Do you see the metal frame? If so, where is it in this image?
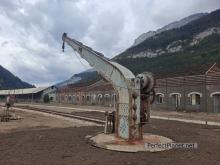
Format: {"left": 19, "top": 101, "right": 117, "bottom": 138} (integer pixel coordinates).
{"left": 62, "top": 33, "right": 143, "bottom": 141}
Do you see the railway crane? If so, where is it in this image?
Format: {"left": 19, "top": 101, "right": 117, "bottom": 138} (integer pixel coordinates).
{"left": 62, "top": 33, "right": 155, "bottom": 141}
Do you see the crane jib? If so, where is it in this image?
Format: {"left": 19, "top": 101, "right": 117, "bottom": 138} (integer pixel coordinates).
{"left": 61, "top": 32, "right": 155, "bottom": 141}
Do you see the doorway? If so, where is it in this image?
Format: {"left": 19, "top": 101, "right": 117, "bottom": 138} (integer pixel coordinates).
{"left": 171, "top": 94, "right": 181, "bottom": 109}
{"left": 213, "top": 94, "right": 220, "bottom": 113}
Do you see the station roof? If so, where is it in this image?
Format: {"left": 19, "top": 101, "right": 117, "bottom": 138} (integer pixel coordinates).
{"left": 0, "top": 87, "right": 49, "bottom": 95}
{"left": 154, "top": 63, "right": 220, "bottom": 79}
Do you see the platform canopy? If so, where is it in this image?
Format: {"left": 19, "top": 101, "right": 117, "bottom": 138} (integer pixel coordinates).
{"left": 0, "top": 87, "right": 49, "bottom": 96}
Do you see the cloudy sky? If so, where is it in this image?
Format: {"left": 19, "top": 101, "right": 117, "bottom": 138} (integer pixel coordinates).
{"left": 0, "top": 0, "right": 219, "bottom": 86}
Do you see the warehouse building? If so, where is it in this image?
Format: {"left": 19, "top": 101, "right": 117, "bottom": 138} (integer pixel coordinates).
{"left": 57, "top": 63, "right": 220, "bottom": 113}
{"left": 152, "top": 63, "right": 220, "bottom": 113}
{"left": 57, "top": 80, "right": 117, "bottom": 107}
{"left": 1, "top": 63, "right": 219, "bottom": 113}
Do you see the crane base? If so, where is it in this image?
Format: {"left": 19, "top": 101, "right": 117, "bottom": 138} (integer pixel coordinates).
{"left": 89, "top": 133, "right": 173, "bottom": 152}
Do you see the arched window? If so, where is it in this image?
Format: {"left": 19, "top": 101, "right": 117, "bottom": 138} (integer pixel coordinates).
{"left": 86, "top": 95, "right": 90, "bottom": 102}
{"left": 91, "top": 94, "right": 96, "bottom": 104}
{"left": 210, "top": 92, "right": 220, "bottom": 98}
{"left": 104, "top": 94, "right": 110, "bottom": 106}
{"left": 112, "top": 94, "right": 116, "bottom": 100}
{"left": 97, "top": 94, "right": 103, "bottom": 104}
{"left": 188, "top": 92, "right": 202, "bottom": 105}
{"left": 190, "top": 94, "right": 200, "bottom": 105}
{"left": 104, "top": 94, "right": 110, "bottom": 101}
{"left": 155, "top": 93, "right": 164, "bottom": 104}
{"left": 68, "top": 95, "right": 72, "bottom": 101}
{"left": 210, "top": 92, "right": 220, "bottom": 113}
{"left": 72, "top": 95, "right": 76, "bottom": 103}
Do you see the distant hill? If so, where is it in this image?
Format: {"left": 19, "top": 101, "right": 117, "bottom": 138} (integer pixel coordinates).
{"left": 55, "top": 68, "right": 101, "bottom": 87}
{"left": 114, "top": 9, "right": 220, "bottom": 76}
{"left": 0, "top": 65, "right": 35, "bottom": 90}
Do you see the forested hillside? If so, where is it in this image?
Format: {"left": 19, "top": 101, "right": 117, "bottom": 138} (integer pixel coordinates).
{"left": 114, "top": 9, "right": 220, "bottom": 75}
{"left": 0, "top": 65, "right": 34, "bottom": 90}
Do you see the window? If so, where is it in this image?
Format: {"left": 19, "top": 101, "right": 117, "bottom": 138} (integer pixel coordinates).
{"left": 170, "top": 93, "right": 181, "bottom": 108}
{"left": 190, "top": 94, "right": 200, "bottom": 105}
{"left": 104, "top": 94, "right": 110, "bottom": 101}
{"left": 72, "top": 95, "right": 76, "bottom": 103}
{"left": 68, "top": 95, "right": 72, "bottom": 101}
{"left": 86, "top": 95, "right": 90, "bottom": 101}
{"left": 98, "top": 94, "right": 103, "bottom": 104}
{"left": 156, "top": 94, "right": 164, "bottom": 104}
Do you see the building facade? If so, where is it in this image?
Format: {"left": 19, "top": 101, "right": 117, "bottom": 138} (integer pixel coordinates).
{"left": 57, "top": 63, "right": 220, "bottom": 113}
{"left": 2, "top": 64, "right": 219, "bottom": 113}
{"left": 57, "top": 80, "right": 117, "bottom": 107}
{"left": 152, "top": 63, "right": 220, "bottom": 113}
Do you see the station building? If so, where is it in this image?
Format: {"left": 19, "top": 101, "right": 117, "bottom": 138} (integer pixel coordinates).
{"left": 152, "top": 63, "right": 220, "bottom": 113}
{"left": 0, "top": 63, "right": 219, "bottom": 113}
{"left": 57, "top": 79, "right": 117, "bottom": 107}
{"left": 57, "top": 63, "right": 220, "bottom": 113}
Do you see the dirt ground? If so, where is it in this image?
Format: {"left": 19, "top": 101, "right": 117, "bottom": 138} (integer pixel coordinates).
{"left": 0, "top": 109, "right": 219, "bottom": 165}
{"left": 0, "top": 108, "right": 97, "bottom": 134}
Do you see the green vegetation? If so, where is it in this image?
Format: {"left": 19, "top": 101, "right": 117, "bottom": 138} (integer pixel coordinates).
{"left": 74, "top": 70, "right": 101, "bottom": 85}
{"left": 117, "top": 9, "right": 220, "bottom": 57}
{"left": 0, "top": 65, "right": 35, "bottom": 90}
{"left": 114, "top": 9, "right": 220, "bottom": 76}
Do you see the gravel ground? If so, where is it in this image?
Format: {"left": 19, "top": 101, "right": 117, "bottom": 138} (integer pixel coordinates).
{"left": 13, "top": 103, "right": 220, "bottom": 123}
{"left": 0, "top": 110, "right": 219, "bottom": 165}
{"left": 71, "top": 111, "right": 105, "bottom": 120}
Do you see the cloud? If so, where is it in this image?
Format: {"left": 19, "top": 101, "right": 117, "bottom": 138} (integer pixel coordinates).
{"left": 0, "top": 0, "right": 219, "bottom": 86}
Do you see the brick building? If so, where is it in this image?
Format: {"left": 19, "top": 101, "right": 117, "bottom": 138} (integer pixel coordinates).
{"left": 57, "top": 80, "right": 117, "bottom": 107}
{"left": 57, "top": 63, "right": 220, "bottom": 113}
{"left": 152, "top": 63, "right": 220, "bottom": 113}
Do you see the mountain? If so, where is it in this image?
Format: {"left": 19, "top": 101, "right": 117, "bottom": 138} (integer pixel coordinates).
{"left": 56, "top": 68, "right": 101, "bottom": 87}
{"left": 133, "top": 13, "right": 207, "bottom": 46}
{"left": 58, "top": 9, "right": 220, "bottom": 86}
{"left": 114, "top": 9, "right": 220, "bottom": 76}
{"left": 0, "top": 65, "right": 34, "bottom": 90}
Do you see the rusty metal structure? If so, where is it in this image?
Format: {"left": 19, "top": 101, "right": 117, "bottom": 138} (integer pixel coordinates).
{"left": 62, "top": 33, "right": 154, "bottom": 141}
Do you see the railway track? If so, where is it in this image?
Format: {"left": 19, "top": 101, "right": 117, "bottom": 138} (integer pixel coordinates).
{"left": 1, "top": 105, "right": 106, "bottom": 125}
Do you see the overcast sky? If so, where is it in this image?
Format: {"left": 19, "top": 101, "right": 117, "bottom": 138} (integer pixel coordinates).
{"left": 0, "top": 0, "right": 219, "bottom": 87}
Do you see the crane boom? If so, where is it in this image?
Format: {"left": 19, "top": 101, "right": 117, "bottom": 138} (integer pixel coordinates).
{"left": 62, "top": 33, "right": 154, "bottom": 141}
